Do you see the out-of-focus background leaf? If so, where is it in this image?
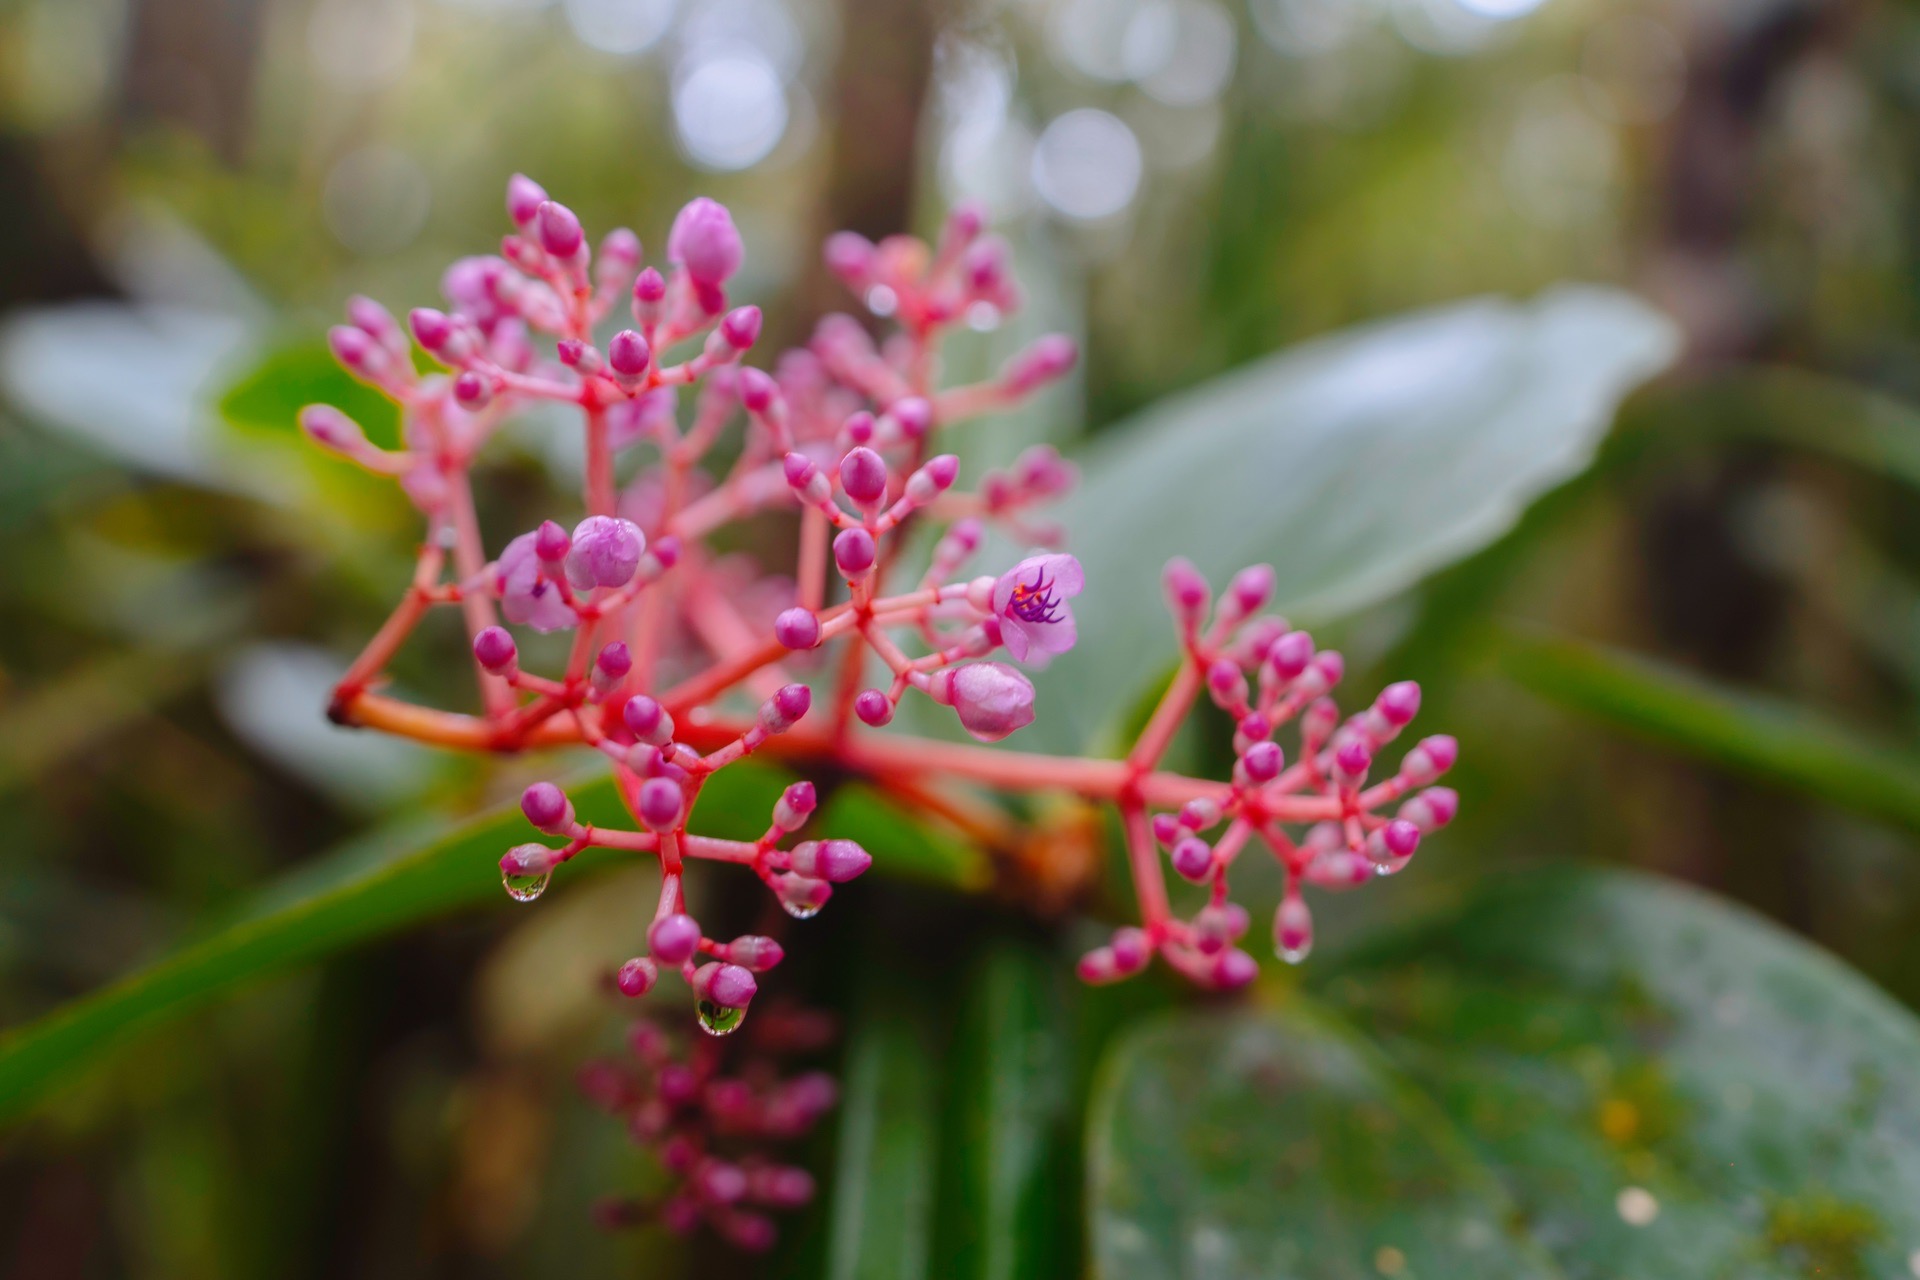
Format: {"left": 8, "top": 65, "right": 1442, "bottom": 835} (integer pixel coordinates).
{"left": 1092, "top": 865, "right": 1920, "bottom": 1278}
{"left": 6, "top": 0, "right": 1920, "bottom": 1274}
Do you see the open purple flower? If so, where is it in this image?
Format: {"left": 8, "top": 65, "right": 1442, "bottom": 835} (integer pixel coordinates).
{"left": 992, "top": 553, "right": 1084, "bottom": 663}
{"left": 494, "top": 530, "right": 577, "bottom": 633}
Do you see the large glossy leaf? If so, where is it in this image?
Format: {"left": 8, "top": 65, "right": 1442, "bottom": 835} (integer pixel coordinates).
{"left": 1090, "top": 865, "right": 1920, "bottom": 1279}
{"left": 0, "top": 762, "right": 984, "bottom": 1125}
{"left": 1030, "top": 287, "right": 1679, "bottom": 751}
{"left": 935, "top": 940, "right": 1073, "bottom": 1280}
{"left": 1497, "top": 626, "right": 1920, "bottom": 833}
{"left": 826, "top": 986, "right": 940, "bottom": 1280}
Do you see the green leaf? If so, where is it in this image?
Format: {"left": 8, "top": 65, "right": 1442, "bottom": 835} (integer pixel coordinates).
{"left": 1495, "top": 625, "right": 1920, "bottom": 833}
{"left": 0, "top": 760, "right": 984, "bottom": 1127}
{"left": 1089, "top": 864, "right": 1920, "bottom": 1278}
{"left": 1089, "top": 1004, "right": 1559, "bottom": 1279}
{"left": 935, "top": 940, "right": 1073, "bottom": 1280}
{"left": 827, "top": 986, "right": 940, "bottom": 1280}
{"left": 218, "top": 338, "right": 403, "bottom": 450}
{"left": 1032, "top": 286, "right": 1680, "bottom": 750}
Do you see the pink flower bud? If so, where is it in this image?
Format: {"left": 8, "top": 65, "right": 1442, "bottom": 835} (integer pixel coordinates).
{"left": 842, "top": 410, "right": 876, "bottom": 445}
{"left": 1207, "top": 659, "right": 1248, "bottom": 708}
{"left": 906, "top": 454, "right": 959, "bottom": 502}
{"left": 1077, "top": 947, "right": 1120, "bottom": 984}
{"left": 1111, "top": 927, "right": 1150, "bottom": 973}
{"left": 935, "top": 662, "right": 1035, "bottom": 742}
{"left": 1180, "top": 798, "right": 1221, "bottom": 829}
{"left": 1267, "top": 631, "right": 1314, "bottom": 682}
{"left": 557, "top": 338, "right": 603, "bottom": 375}
{"left": 889, "top": 396, "right": 933, "bottom": 439}
{"left": 1162, "top": 558, "right": 1211, "bottom": 628}
{"left": 694, "top": 961, "right": 758, "bottom": 1009}
{"left": 1242, "top": 741, "right": 1283, "bottom": 783}
{"left": 534, "top": 519, "right": 571, "bottom": 564}
{"left": 1333, "top": 740, "right": 1372, "bottom": 785}
{"left": 346, "top": 295, "right": 406, "bottom": 353}
{"left": 1228, "top": 564, "right": 1276, "bottom": 617}
{"left": 775, "top": 874, "right": 832, "bottom": 917}
{"left": 773, "top": 781, "right": 816, "bottom": 831}
{"left": 1194, "top": 903, "right": 1249, "bottom": 952}
{"left": 648, "top": 912, "right": 702, "bottom": 965}
{"left": 824, "top": 231, "right": 875, "bottom": 284}
{"left": 615, "top": 956, "right": 658, "bottom": 996}
{"left": 854, "top": 690, "right": 893, "bottom": 726}
{"left": 521, "top": 781, "right": 574, "bottom": 834}
{"left": 833, "top": 527, "right": 877, "bottom": 576}
{"left": 1375, "top": 680, "right": 1421, "bottom": 727}
{"left": 720, "top": 306, "right": 762, "bottom": 350}
{"left": 299, "top": 404, "right": 369, "bottom": 454}
{"left": 759, "top": 683, "right": 812, "bottom": 732}
{"left": 535, "top": 200, "right": 584, "bottom": 258}
{"left": 623, "top": 694, "right": 674, "bottom": 745}
{"left": 632, "top": 265, "right": 667, "bottom": 303}
{"left": 789, "top": 839, "right": 871, "bottom": 883}
{"left": 408, "top": 307, "right": 454, "bottom": 353}
{"left": 565, "top": 515, "right": 645, "bottom": 589}
{"left": 774, "top": 607, "right": 821, "bottom": 650}
{"left": 1213, "top": 949, "right": 1259, "bottom": 989}
{"left": 1151, "top": 813, "right": 1181, "bottom": 847}
{"left": 597, "top": 226, "right": 640, "bottom": 275}
{"left": 727, "top": 935, "right": 785, "bottom": 971}
{"left": 506, "top": 173, "right": 548, "bottom": 226}
{"left": 1401, "top": 735, "right": 1458, "bottom": 786}
{"left": 472, "top": 626, "right": 517, "bottom": 673}
{"left": 1300, "top": 651, "right": 1345, "bottom": 699}
{"left": 328, "top": 325, "right": 387, "bottom": 380}
{"left": 592, "top": 642, "right": 631, "bottom": 693}
{"left": 453, "top": 371, "right": 493, "bottom": 410}
{"left": 839, "top": 447, "right": 889, "bottom": 507}
{"left": 1170, "top": 836, "right": 1212, "bottom": 882}
{"left": 668, "top": 197, "right": 744, "bottom": 286}
{"left": 637, "top": 777, "right": 685, "bottom": 831}
{"left": 500, "top": 842, "right": 561, "bottom": 878}
{"left": 999, "top": 334, "right": 1078, "bottom": 395}
{"left": 738, "top": 366, "right": 777, "bottom": 413}
{"left": 608, "top": 329, "right": 651, "bottom": 377}
{"left": 1399, "top": 785, "right": 1459, "bottom": 832}
{"left": 1274, "top": 888, "right": 1313, "bottom": 963}
{"left": 752, "top": 1166, "right": 816, "bottom": 1209}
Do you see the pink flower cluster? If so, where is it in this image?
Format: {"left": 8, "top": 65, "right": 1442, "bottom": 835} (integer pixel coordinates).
{"left": 309, "top": 175, "right": 1455, "bottom": 1018}
{"left": 306, "top": 173, "right": 1459, "bottom": 1249}
{"left": 1078, "top": 560, "right": 1458, "bottom": 989}
{"left": 580, "top": 1007, "right": 837, "bottom": 1250}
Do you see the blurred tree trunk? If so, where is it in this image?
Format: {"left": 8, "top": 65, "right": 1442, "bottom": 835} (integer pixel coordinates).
{"left": 788, "top": 0, "right": 950, "bottom": 335}
{"left": 1637, "top": 0, "right": 1862, "bottom": 919}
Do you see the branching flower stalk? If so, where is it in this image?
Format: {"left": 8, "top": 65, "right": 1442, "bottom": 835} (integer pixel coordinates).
{"left": 311, "top": 176, "right": 1460, "bottom": 1032}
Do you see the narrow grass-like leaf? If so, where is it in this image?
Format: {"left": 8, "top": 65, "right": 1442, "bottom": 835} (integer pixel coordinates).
{"left": 826, "top": 985, "right": 940, "bottom": 1280}
{"left": 935, "top": 940, "right": 1072, "bottom": 1280}
{"left": 1496, "top": 625, "right": 1920, "bottom": 832}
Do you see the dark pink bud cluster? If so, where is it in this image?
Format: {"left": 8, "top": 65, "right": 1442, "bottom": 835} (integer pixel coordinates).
{"left": 1078, "top": 560, "right": 1459, "bottom": 990}
{"left": 582, "top": 1008, "right": 837, "bottom": 1251}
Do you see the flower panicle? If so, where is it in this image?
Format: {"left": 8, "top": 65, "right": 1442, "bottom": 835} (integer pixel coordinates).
{"left": 1078, "top": 559, "right": 1459, "bottom": 991}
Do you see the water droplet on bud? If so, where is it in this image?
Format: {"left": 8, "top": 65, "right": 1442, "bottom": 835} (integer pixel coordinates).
{"left": 502, "top": 869, "right": 551, "bottom": 902}
{"left": 1275, "top": 939, "right": 1313, "bottom": 965}
{"left": 696, "top": 1000, "right": 747, "bottom": 1036}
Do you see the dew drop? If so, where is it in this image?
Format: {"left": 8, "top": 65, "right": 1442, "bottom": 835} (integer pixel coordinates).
{"left": 780, "top": 899, "right": 822, "bottom": 920}
{"left": 502, "top": 869, "right": 551, "bottom": 902}
{"left": 1276, "top": 940, "right": 1312, "bottom": 965}
{"left": 696, "top": 999, "right": 747, "bottom": 1036}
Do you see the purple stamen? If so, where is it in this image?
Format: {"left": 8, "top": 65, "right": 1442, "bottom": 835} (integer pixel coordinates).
{"left": 1009, "top": 572, "right": 1062, "bottom": 625}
